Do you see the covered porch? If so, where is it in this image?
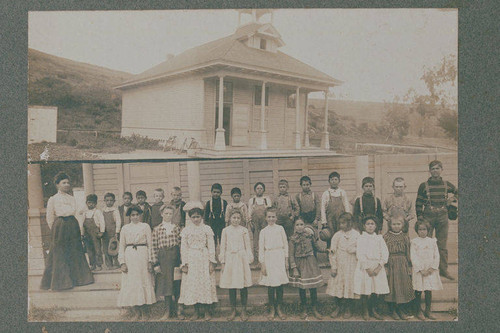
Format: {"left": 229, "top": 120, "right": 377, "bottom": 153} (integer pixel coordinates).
{"left": 202, "top": 65, "right": 336, "bottom": 153}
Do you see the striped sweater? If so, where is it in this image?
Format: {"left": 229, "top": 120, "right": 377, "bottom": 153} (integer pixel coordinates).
{"left": 416, "top": 177, "right": 458, "bottom": 217}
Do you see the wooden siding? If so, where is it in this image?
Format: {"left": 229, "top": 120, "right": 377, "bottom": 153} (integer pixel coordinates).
{"left": 121, "top": 76, "right": 205, "bottom": 144}
{"left": 91, "top": 153, "right": 457, "bottom": 213}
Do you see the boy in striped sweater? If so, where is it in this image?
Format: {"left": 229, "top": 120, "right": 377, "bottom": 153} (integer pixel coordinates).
{"left": 416, "top": 160, "right": 457, "bottom": 280}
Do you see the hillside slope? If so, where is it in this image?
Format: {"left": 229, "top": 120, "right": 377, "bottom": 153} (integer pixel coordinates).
{"left": 28, "top": 48, "right": 132, "bottom": 131}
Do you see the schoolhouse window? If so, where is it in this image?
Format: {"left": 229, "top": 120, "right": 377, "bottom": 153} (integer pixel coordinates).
{"left": 254, "top": 86, "right": 269, "bottom": 106}
{"left": 286, "top": 90, "right": 296, "bottom": 108}
{"left": 260, "top": 38, "right": 267, "bottom": 50}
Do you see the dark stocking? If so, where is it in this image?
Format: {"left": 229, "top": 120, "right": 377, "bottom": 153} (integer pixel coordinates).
{"left": 424, "top": 291, "right": 436, "bottom": 320}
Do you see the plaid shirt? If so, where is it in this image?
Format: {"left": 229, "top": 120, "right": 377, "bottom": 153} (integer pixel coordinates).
{"left": 151, "top": 222, "right": 181, "bottom": 264}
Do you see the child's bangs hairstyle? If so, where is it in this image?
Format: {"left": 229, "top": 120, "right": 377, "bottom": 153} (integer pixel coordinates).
{"left": 254, "top": 182, "right": 266, "bottom": 191}
{"left": 188, "top": 207, "right": 204, "bottom": 217}
{"left": 123, "top": 191, "right": 133, "bottom": 199}
{"left": 265, "top": 207, "right": 277, "bottom": 217}
{"left": 361, "top": 214, "right": 379, "bottom": 226}
{"left": 329, "top": 171, "right": 340, "bottom": 180}
{"left": 338, "top": 212, "right": 354, "bottom": 227}
{"left": 54, "top": 172, "right": 70, "bottom": 185}
{"left": 230, "top": 187, "right": 242, "bottom": 196}
{"left": 362, "top": 177, "right": 375, "bottom": 188}
{"left": 104, "top": 192, "right": 116, "bottom": 200}
{"left": 211, "top": 183, "right": 223, "bottom": 192}
{"left": 136, "top": 190, "right": 147, "bottom": 198}
{"left": 160, "top": 204, "right": 174, "bottom": 213}
{"left": 387, "top": 211, "right": 405, "bottom": 231}
{"left": 414, "top": 220, "right": 431, "bottom": 234}
{"left": 86, "top": 194, "right": 98, "bottom": 203}
{"left": 299, "top": 175, "right": 311, "bottom": 185}
{"left": 228, "top": 208, "right": 244, "bottom": 220}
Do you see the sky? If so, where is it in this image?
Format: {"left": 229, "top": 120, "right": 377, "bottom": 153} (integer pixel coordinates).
{"left": 28, "top": 9, "right": 457, "bottom": 102}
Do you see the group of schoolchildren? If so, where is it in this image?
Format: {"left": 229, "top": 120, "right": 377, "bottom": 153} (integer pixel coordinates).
{"left": 82, "top": 171, "right": 445, "bottom": 322}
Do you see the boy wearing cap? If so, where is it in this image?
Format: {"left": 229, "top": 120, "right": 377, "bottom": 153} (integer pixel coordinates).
{"left": 416, "top": 160, "right": 458, "bottom": 280}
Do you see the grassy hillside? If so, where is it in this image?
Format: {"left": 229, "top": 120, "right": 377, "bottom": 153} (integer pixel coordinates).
{"left": 28, "top": 48, "right": 132, "bottom": 131}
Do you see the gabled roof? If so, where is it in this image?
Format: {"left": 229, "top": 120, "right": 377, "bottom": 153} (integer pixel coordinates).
{"left": 117, "top": 23, "right": 342, "bottom": 89}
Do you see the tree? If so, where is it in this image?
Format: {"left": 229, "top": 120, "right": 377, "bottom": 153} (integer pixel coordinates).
{"left": 380, "top": 98, "right": 411, "bottom": 140}
{"left": 438, "top": 110, "right": 458, "bottom": 141}
{"left": 405, "top": 55, "right": 457, "bottom": 138}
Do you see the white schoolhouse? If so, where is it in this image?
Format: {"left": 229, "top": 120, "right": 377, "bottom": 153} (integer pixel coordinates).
{"left": 115, "top": 10, "right": 342, "bottom": 155}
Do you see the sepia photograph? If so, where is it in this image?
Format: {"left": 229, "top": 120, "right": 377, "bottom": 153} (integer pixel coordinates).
{"left": 28, "top": 9, "right": 457, "bottom": 161}
{"left": 28, "top": 153, "right": 458, "bottom": 321}
{"left": 26, "top": 8, "right": 460, "bottom": 324}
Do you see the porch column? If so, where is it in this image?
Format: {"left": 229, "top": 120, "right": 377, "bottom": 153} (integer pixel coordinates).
{"left": 294, "top": 86, "right": 301, "bottom": 149}
{"left": 82, "top": 163, "right": 94, "bottom": 197}
{"left": 304, "top": 92, "right": 310, "bottom": 147}
{"left": 259, "top": 81, "right": 267, "bottom": 150}
{"left": 214, "top": 76, "right": 226, "bottom": 150}
{"left": 321, "top": 90, "right": 330, "bottom": 150}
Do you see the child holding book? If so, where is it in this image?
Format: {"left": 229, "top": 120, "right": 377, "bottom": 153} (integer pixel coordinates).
{"left": 219, "top": 209, "right": 254, "bottom": 321}
{"left": 259, "top": 208, "right": 289, "bottom": 320}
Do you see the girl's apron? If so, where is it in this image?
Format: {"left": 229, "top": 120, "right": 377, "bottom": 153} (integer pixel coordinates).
{"left": 251, "top": 197, "right": 268, "bottom": 262}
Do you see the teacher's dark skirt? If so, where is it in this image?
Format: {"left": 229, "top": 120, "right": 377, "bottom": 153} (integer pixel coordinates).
{"left": 155, "top": 246, "right": 181, "bottom": 299}
{"left": 40, "top": 216, "right": 94, "bottom": 291}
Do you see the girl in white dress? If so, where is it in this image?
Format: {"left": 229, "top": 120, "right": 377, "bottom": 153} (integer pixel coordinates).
{"left": 326, "top": 212, "right": 360, "bottom": 319}
{"left": 259, "top": 208, "right": 289, "bottom": 320}
{"left": 353, "top": 215, "right": 389, "bottom": 320}
{"left": 178, "top": 207, "right": 218, "bottom": 321}
{"left": 411, "top": 220, "right": 443, "bottom": 320}
{"left": 219, "top": 209, "right": 254, "bottom": 321}
{"left": 117, "top": 206, "right": 156, "bottom": 320}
